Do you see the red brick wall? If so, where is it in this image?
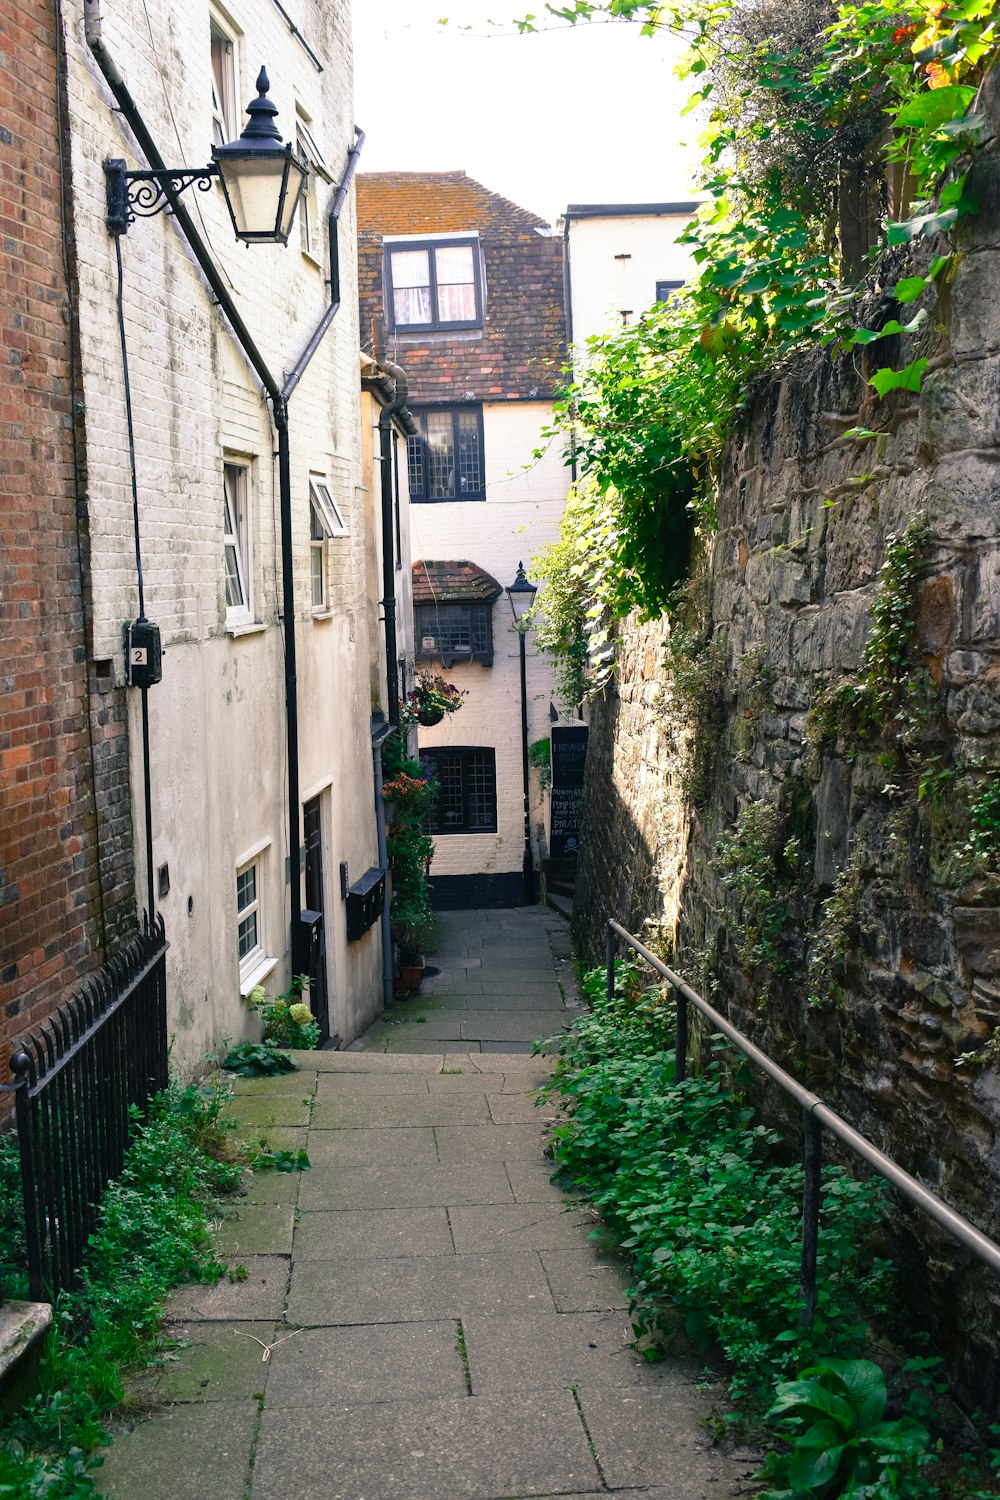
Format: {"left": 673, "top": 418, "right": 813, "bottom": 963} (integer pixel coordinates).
{"left": 0, "top": 0, "right": 135, "bottom": 1100}
{"left": 357, "top": 171, "right": 566, "bottom": 403}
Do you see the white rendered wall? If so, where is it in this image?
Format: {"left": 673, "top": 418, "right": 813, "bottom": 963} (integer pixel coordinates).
{"left": 409, "top": 401, "right": 568, "bottom": 883}
{"left": 567, "top": 212, "right": 696, "bottom": 350}
{"left": 64, "top": 0, "right": 386, "bottom": 1065}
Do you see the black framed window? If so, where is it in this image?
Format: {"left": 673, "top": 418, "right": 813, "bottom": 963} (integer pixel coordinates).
{"left": 656, "top": 279, "right": 683, "bottom": 302}
{"left": 415, "top": 602, "right": 493, "bottom": 666}
{"left": 407, "top": 406, "right": 485, "bottom": 502}
{"left": 424, "top": 748, "right": 497, "bottom": 834}
{"left": 386, "top": 237, "right": 483, "bottom": 332}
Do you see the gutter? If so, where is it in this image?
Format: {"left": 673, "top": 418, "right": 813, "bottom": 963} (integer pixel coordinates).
{"left": 83, "top": 0, "right": 364, "bottom": 981}
{"left": 377, "top": 360, "right": 410, "bottom": 728}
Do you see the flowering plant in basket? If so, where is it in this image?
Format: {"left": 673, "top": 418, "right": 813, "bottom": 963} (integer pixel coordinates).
{"left": 403, "top": 673, "right": 466, "bottom": 726}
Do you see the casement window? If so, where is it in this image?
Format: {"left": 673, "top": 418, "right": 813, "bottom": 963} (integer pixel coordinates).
{"left": 385, "top": 237, "right": 483, "bottom": 332}
{"left": 296, "top": 112, "right": 331, "bottom": 261}
{"left": 415, "top": 601, "right": 493, "bottom": 667}
{"left": 656, "top": 279, "right": 683, "bottom": 302}
{"left": 210, "top": 16, "right": 239, "bottom": 147}
{"left": 406, "top": 406, "right": 485, "bottom": 502}
{"left": 423, "top": 748, "right": 498, "bottom": 834}
{"left": 236, "top": 857, "right": 264, "bottom": 987}
{"left": 309, "top": 476, "right": 347, "bottom": 611}
{"left": 223, "top": 461, "right": 252, "bottom": 624}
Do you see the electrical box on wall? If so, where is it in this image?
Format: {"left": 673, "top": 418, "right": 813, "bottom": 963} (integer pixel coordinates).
{"left": 125, "top": 619, "right": 162, "bottom": 688}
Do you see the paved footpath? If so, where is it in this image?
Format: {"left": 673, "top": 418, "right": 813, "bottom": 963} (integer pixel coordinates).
{"left": 97, "top": 907, "right": 756, "bottom": 1500}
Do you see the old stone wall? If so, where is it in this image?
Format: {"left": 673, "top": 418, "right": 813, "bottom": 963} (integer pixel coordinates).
{"left": 576, "top": 93, "right": 1000, "bottom": 1408}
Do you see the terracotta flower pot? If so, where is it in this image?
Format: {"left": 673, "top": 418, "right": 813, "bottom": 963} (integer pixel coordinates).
{"left": 398, "top": 960, "right": 425, "bottom": 989}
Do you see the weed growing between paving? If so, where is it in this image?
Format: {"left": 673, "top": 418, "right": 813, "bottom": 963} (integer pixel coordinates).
{"left": 537, "top": 964, "right": 1000, "bottom": 1495}
{"left": 0, "top": 1080, "right": 242, "bottom": 1498}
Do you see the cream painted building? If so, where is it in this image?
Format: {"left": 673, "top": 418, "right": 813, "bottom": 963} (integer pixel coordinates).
{"left": 63, "top": 0, "right": 403, "bottom": 1063}
{"left": 357, "top": 171, "right": 570, "bottom": 906}
{"left": 562, "top": 202, "right": 699, "bottom": 350}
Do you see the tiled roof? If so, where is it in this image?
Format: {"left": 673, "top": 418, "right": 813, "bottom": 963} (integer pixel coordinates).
{"left": 412, "top": 560, "right": 503, "bottom": 603}
{"left": 356, "top": 171, "right": 566, "bottom": 405}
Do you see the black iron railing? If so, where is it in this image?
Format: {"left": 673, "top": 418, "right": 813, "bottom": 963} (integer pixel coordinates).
{"left": 5, "top": 919, "right": 169, "bottom": 1302}
{"left": 606, "top": 919, "right": 1000, "bottom": 1321}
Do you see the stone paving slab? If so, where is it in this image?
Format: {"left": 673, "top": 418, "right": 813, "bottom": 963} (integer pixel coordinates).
{"left": 249, "top": 1390, "right": 600, "bottom": 1500}
{"left": 463, "top": 1310, "right": 663, "bottom": 1395}
{"left": 539, "top": 1248, "right": 630, "bottom": 1312}
{"left": 435, "top": 1123, "right": 549, "bottom": 1162}
{"left": 142, "top": 1320, "right": 277, "bottom": 1402}
{"left": 481, "top": 1039, "right": 535, "bottom": 1054}
{"left": 578, "top": 1384, "right": 733, "bottom": 1493}
{"left": 305, "top": 1124, "right": 438, "bottom": 1166}
{"left": 447, "top": 1203, "right": 599, "bottom": 1254}
{"left": 228, "top": 1069, "right": 319, "bottom": 1097}
{"left": 219, "top": 1095, "right": 313, "bottom": 1128}
{"left": 426, "top": 1070, "right": 505, "bottom": 1093}
{"left": 167, "top": 1256, "right": 289, "bottom": 1321}
{"left": 297, "top": 1161, "right": 514, "bottom": 1211}
{"left": 459, "top": 1010, "right": 568, "bottom": 1041}
{"left": 214, "top": 1203, "right": 295, "bottom": 1256}
{"left": 506, "top": 1160, "right": 571, "bottom": 1202}
{"left": 99, "top": 1401, "right": 259, "bottom": 1500}
{"left": 239, "top": 1126, "right": 309, "bottom": 1155}
{"left": 489, "top": 1093, "right": 559, "bottom": 1124}
{"left": 287, "top": 1250, "right": 554, "bottom": 1325}
{"left": 314, "top": 1071, "right": 432, "bottom": 1096}
{"left": 264, "top": 1320, "right": 468, "bottom": 1406}
{"left": 241, "top": 1170, "right": 302, "bottom": 1204}
{"left": 293, "top": 1207, "right": 454, "bottom": 1259}
{"left": 310, "top": 1091, "right": 491, "bottom": 1128}
{"left": 467, "top": 1052, "right": 555, "bottom": 1073}
{"left": 315, "top": 1049, "right": 453, "bottom": 1070}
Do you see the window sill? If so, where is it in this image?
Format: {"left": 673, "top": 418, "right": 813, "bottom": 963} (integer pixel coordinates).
{"left": 226, "top": 620, "right": 267, "bottom": 639}
{"left": 240, "top": 954, "right": 279, "bottom": 997}
{"left": 300, "top": 247, "right": 323, "bottom": 271}
{"left": 311, "top": 608, "right": 333, "bottom": 622}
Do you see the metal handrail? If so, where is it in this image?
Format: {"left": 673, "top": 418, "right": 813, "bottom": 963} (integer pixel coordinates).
{"left": 606, "top": 919, "right": 1000, "bottom": 1321}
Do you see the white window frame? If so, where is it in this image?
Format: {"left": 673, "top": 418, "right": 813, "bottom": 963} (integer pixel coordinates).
{"left": 295, "top": 110, "right": 331, "bottom": 263}
{"left": 308, "top": 476, "right": 347, "bottom": 614}
{"left": 236, "top": 857, "right": 263, "bottom": 988}
{"left": 223, "top": 460, "right": 253, "bottom": 626}
{"left": 210, "top": 13, "right": 240, "bottom": 148}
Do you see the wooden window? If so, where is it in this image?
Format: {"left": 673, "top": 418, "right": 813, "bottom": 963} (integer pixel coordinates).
{"left": 223, "top": 461, "right": 251, "bottom": 623}
{"left": 423, "top": 748, "right": 497, "bottom": 834}
{"left": 415, "top": 601, "right": 493, "bottom": 667}
{"left": 406, "top": 406, "right": 485, "bottom": 502}
{"left": 210, "top": 17, "right": 238, "bottom": 147}
{"left": 385, "top": 237, "right": 483, "bottom": 332}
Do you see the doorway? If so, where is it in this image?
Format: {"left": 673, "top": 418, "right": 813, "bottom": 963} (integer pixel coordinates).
{"left": 303, "top": 796, "right": 331, "bottom": 1045}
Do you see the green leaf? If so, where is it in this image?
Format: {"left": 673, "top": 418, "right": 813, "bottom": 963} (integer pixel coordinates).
{"left": 893, "top": 84, "right": 976, "bottom": 130}
{"left": 869, "top": 358, "right": 929, "bottom": 398}
{"left": 893, "top": 276, "right": 927, "bottom": 304}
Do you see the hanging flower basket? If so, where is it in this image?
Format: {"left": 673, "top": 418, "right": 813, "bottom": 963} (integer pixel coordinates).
{"left": 402, "top": 672, "right": 466, "bottom": 729}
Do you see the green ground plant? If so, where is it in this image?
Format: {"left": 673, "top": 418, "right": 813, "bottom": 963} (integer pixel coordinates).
{"left": 0, "top": 1080, "right": 241, "bottom": 1498}
{"left": 249, "top": 978, "right": 319, "bottom": 1050}
{"left": 382, "top": 730, "right": 436, "bottom": 949}
{"left": 538, "top": 965, "right": 889, "bottom": 1408}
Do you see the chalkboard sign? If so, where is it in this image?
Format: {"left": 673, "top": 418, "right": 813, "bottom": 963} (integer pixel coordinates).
{"left": 549, "top": 723, "right": 588, "bottom": 860}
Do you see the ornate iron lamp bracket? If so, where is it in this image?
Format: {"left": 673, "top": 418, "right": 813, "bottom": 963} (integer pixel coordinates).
{"left": 105, "top": 159, "right": 219, "bottom": 235}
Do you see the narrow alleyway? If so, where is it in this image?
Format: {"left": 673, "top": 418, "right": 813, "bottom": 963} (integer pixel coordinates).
{"left": 97, "top": 910, "right": 753, "bottom": 1499}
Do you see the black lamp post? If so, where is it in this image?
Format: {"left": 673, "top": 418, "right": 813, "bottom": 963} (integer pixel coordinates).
{"left": 105, "top": 69, "right": 307, "bottom": 242}
{"left": 506, "top": 562, "right": 538, "bottom": 905}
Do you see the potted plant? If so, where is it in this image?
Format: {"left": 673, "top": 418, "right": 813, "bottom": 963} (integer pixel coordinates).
{"left": 404, "top": 672, "right": 466, "bottom": 727}
{"left": 396, "top": 916, "right": 435, "bottom": 992}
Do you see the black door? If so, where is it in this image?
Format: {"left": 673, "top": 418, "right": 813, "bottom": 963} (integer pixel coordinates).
{"left": 303, "top": 797, "right": 331, "bottom": 1045}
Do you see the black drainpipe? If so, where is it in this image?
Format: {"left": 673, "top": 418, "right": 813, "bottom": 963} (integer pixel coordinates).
{"left": 562, "top": 210, "right": 578, "bottom": 485}
{"left": 378, "top": 361, "right": 409, "bottom": 727}
{"left": 84, "top": 0, "right": 364, "bottom": 976}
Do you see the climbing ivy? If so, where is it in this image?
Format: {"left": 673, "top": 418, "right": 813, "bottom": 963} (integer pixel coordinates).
{"left": 523, "top": 1, "right": 997, "bottom": 694}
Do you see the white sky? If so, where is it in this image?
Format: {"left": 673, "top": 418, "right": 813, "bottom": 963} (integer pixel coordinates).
{"left": 350, "top": 1, "right": 700, "bottom": 226}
